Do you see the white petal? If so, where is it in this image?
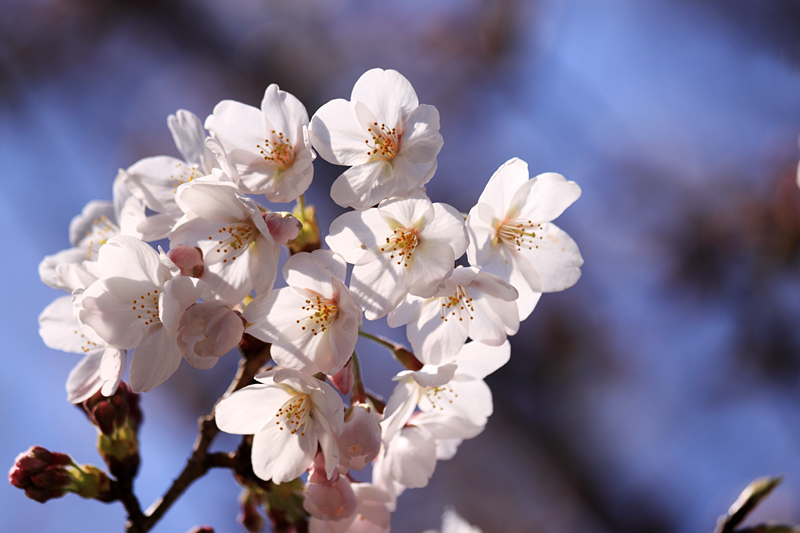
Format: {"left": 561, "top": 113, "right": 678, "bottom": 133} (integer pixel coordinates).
{"left": 512, "top": 172, "right": 581, "bottom": 223}
{"left": 350, "top": 69, "right": 419, "bottom": 128}
{"left": 252, "top": 423, "right": 317, "bottom": 483}
{"left": 454, "top": 340, "right": 510, "bottom": 380}
{"left": 330, "top": 160, "right": 394, "bottom": 210}
{"left": 128, "top": 327, "right": 183, "bottom": 392}
{"left": 66, "top": 352, "right": 104, "bottom": 404}
{"left": 168, "top": 109, "right": 208, "bottom": 166}
{"left": 310, "top": 98, "right": 372, "bottom": 166}
{"left": 215, "top": 383, "right": 291, "bottom": 434}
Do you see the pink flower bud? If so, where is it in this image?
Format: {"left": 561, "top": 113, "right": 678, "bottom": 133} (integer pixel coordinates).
{"left": 303, "top": 475, "right": 357, "bottom": 521}
{"left": 263, "top": 212, "right": 301, "bottom": 245}
{"left": 168, "top": 245, "right": 204, "bottom": 277}
{"left": 177, "top": 301, "right": 245, "bottom": 368}
{"left": 330, "top": 357, "right": 354, "bottom": 396}
{"left": 307, "top": 451, "right": 336, "bottom": 485}
{"left": 339, "top": 405, "right": 381, "bottom": 470}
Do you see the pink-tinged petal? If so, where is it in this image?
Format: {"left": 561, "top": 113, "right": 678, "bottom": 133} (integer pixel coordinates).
{"left": 128, "top": 327, "right": 183, "bottom": 393}
{"left": 331, "top": 160, "right": 395, "bottom": 210}
{"left": 310, "top": 99, "right": 372, "bottom": 166}
{"left": 160, "top": 275, "right": 204, "bottom": 337}
{"left": 324, "top": 318, "right": 358, "bottom": 376}
{"left": 350, "top": 260, "right": 408, "bottom": 320}
{"left": 512, "top": 172, "right": 581, "bottom": 223}
{"left": 407, "top": 240, "right": 454, "bottom": 298}
{"left": 39, "top": 296, "right": 94, "bottom": 353}
{"left": 454, "top": 340, "right": 510, "bottom": 380}
{"left": 477, "top": 157, "right": 531, "bottom": 216}
{"left": 380, "top": 378, "right": 418, "bottom": 443}
{"left": 350, "top": 69, "right": 419, "bottom": 128}
{"left": 125, "top": 156, "right": 191, "bottom": 215}
{"left": 263, "top": 213, "right": 301, "bottom": 245}
{"left": 252, "top": 423, "right": 317, "bottom": 483}
{"left": 388, "top": 426, "right": 436, "bottom": 489}
{"left": 215, "top": 384, "right": 291, "bottom": 434}
{"left": 395, "top": 104, "right": 442, "bottom": 165}
{"left": 66, "top": 352, "right": 103, "bottom": 404}
{"left": 178, "top": 302, "right": 243, "bottom": 368}
{"left": 77, "top": 279, "right": 154, "bottom": 349}
{"left": 326, "top": 209, "right": 385, "bottom": 264}
{"left": 168, "top": 109, "right": 209, "bottom": 167}
{"left": 99, "top": 347, "right": 126, "bottom": 396}
{"left": 205, "top": 99, "right": 269, "bottom": 154}
{"left": 260, "top": 84, "right": 309, "bottom": 142}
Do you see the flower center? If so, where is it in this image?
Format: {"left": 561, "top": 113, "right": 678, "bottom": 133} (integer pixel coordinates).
{"left": 380, "top": 227, "right": 420, "bottom": 268}
{"left": 274, "top": 393, "right": 312, "bottom": 436}
{"left": 206, "top": 223, "right": 256, "bottom": 264}
{"left": 170, "top": 162, "right": 201, "bottom": 193}
{"left": 130, "top": 289, "right": 160, "bottom": 327}
{"left": 297, "top": 294, "right": 339, "bottom": 336}
{"left": 85, "top": 215, "right": 120, "bottom": 260}
{"left": 257, "top": 130, "right": 295, "bottom": 170}
{"left": 365, "top": 122, "right": 401, "bottom": 161}
{"left": 423, "top": 384, "right": 458, "bottom": 411}
{"left": 439, "top": 286, "right": 474, "bottom": 322}
{"left": 494, "top": 217, "right": 544, "bottom": 251}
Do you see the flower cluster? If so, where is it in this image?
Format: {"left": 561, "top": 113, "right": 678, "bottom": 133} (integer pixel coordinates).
{"left": 34, "top": 68, "right": 583, "bottom": 529}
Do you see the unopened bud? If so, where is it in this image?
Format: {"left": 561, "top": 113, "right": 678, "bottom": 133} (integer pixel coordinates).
{"left": 81, "top": 383, "right": 141, "bottom": 479}
{"left": 263, "top": 212, "right": 301, "bottom": 245}
{"left": 9, "top": 446, "right": 115, "bottom": 503}
{"left": 178, "top": 301, "right": 244, "bottom": 368}
{"left": 339, "top": 404, "right": 381, "bottom": 470}
{"left": 289, "top": 202, "right": 320, "bottom": 254}
{"left": 168, "top": 245, "right": 204, "bottom": 277}
{"left": 187, "top": 527, "right": 215, "bottom": 533}
{"left": 303, "top": 475, "right": 357, "bottom": 521}
{"left": 330, "top": 357, "right": 354, "bottom": 396}
{"left": 393, "top": 346, "right": 424, "bottom": 371}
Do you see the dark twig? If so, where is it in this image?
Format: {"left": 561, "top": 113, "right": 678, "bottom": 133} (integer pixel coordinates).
{"left": 125, "top": 337, "right": 272, "bottom": 533}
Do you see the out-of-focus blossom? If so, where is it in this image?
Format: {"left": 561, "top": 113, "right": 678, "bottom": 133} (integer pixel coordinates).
{"left": 309, "top": 483, "right": 392, "bottom": 533}
{"left": 310, "top": 68, "right": 443, "bottom": 210}
{"left": 423, "top": 507, "right": 483, "bottom": 533}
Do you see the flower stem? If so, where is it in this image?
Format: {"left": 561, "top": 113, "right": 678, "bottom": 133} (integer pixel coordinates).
{"left": 350, "top": 351, "right": 367, "bottom": 405}
{"left": 357, "top": 330, "right": 423, "bottom": 371}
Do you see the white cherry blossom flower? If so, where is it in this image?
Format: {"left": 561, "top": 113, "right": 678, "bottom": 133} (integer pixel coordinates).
{"left": 75, "top": 235, "right": 204, "bottom": 393}
{"left": 244, "top": 250, "right": 361, "bottom": 376}
{"left": 169, "top": 180, "right": 299, "bottom": 304}
{"left": 176, "top": 301, "right": 244, "bottom": 369}
{"left": 388, "top": 266, "right": 519, "bottom": 365}
{"left": 326, "top": 194, "right": 467, "bottom": 320}
{"left": 214, "top": 368, "right": 344, "bottom": 483}
{"left": 466, "top": 157, "right": 583, "bottom": 320}
{"left": 310, "top": 68, "right": 443, "bottom": 210}
{"left": 205, "top": 84, "right": 315, "bottom": 203}
{"left": 423, "top": 507, "right": 483, "bottom": 533}
{"left": 122, "top": 110, "right": 223, "bottom": 241}
{"left": 337, "top": 404, "right": 382, "bottom": 471}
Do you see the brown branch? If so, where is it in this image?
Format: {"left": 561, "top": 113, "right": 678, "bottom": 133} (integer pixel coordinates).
{"left": 125, "top": 337, "right": 272, "bottom": 533}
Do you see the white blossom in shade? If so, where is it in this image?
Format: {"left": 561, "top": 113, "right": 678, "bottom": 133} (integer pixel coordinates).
{"left": 466, "top": 157, "right": 583, "bottom": 320}
{"left": 309, "top": 483, "right": 392, "bottom": 533}
{"left": 205, "top": 84, "right": 315, "bottom": 203}
{"left": 243, "top": 250, "right": 361, "bottom": 376}
{"left": 169, "top": 180, "right": 299, "bottom": 304}
{"left": 214, "top": 368, "right": 344, "bottom": 483}
{"left": 310, "top": 68, "right": 443, "bottom": 210}
{"left": 338, "top": 404, "right": 382, "bottom": 470}
{"left": 39, "top": 190, "right": 144, "bottom": 291}
{"left": 388, "top": 266, "right": 519, "bottom": 365}
{"left": 122, "top": 110, "right": 223, "bottom": 241}
{"left": 75, "top": 235, "right": 204, "bottom": 393}
{"left": 39, "top": 294, "right": 126, "bottom": 403}
{"left": 176, "top": 301, "right": 244, "bottom": 369}
{"left": 326, "top": 194, "right": 468, "bottom": 320}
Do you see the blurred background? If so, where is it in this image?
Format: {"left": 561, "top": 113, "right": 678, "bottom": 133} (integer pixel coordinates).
{"left": 3, "top": 0, "right": 800, "bottom": 531}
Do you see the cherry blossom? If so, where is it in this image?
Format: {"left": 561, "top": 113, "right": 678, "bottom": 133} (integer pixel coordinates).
{"left": 214, "top": 368, "right": 344, "bottom": 483}
{"left": 169, "top": 180, "right": 299, "bottom": 304}
{"left": 388, "top": 266, "right": 519, "bottom": 365}
{"left": 309, "top": 483, "right": 392, "bottom": 533}
{"left": 244, "top": 249, "right": 361, "bottom": 376}
{"left": 205, "top": 84, "right": 315, "bottom": 203}
{"left": 176, "top": 301, "right": 244, "bottom": 369}
{"left": 75, "top": 235, "right": 204, "bottom": 393}
{"left": 326, "top": 194, "right": 467, "bottom": 320}
{"left": 310, "top": 68, "right": 443, "bottom": 209}
{"left": 466, "top": 157, "right": 583, "bottom": 320}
